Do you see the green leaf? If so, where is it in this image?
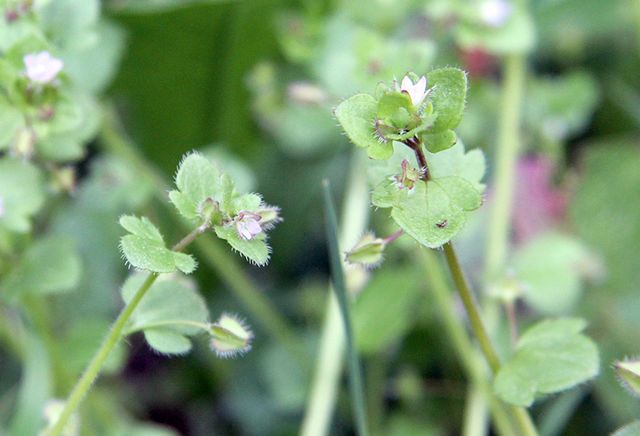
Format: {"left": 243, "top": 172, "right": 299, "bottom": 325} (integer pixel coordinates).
{"left": 119, "top": 215, "right": 196, "bottom": 274}
{"left": 214, "top": 225, "right": 270, "bottom": 266}
{"left": 613, "top": 421, "right": 640, "bottom": 436}
{"left": 122, "top": 274, "right": 209, "bottom": 355}
{"left": 0, "top": 94, "right": 23, "bottom": 149}
{"left": 335, "top": 93, "right": 388, "bottom": 158}
{"left": 9, "top": 333, "right": 51, "bottom": 436}
{"left": 1, "top": 236, "right": 82, "bottom": 299}
{"left": 513, "top": 232, "right": 594, "bottom": 314}
{"left": 422, "top": 129, "right": 457, "bottom": 153}
{"left": 427, "top": 141, "right": 486, "bottom": 191}
{"left": 494, "top": 318, "right": 599, "bottom": 407}
{"left": 426, "top": 67, "right": 468, "bottom": 132}
{"left": 0, "top": 158, "right": 45, "bottom": 233}
{"left": 373, "top": 176, "right": 481, "bottom": 248}
{"left": 353, "top": 268, "right": 421, "bottom": 353}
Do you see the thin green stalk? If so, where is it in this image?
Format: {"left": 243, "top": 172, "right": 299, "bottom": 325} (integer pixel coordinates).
{"left": 99, "top": 106, "right": 303, "bottom": 363}
{"left": 420, "top": 249, "right": 517, "bottom": 436}
{"left": 441, "top": 243, "right": 538, "bottom": 436}
{"left": 46, "top": 272, "right": 159, "bottom": 436}
{"left": 301, "top": 152, "right": 369, "bottom": 436}
{"left": 322, "top": 180, "right": 368, "bottom": 436}
{"left": 443, "top": 242, "right": 501, "bottom": 373}
{"left": 47, "top": 224, "right": 205, "bottom": 436}
{"left": 485, "top": 54, "right": 526, "bottom": 280}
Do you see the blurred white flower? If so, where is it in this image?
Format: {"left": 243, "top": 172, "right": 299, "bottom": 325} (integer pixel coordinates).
{"left": 23, "top": 51, "right": 63, "bottom": 84}
{"left": 480, "top": 0, "right": 512, "bottom": 27}
{"left": 400, "top": 75, "right": 428, "bottom": 106}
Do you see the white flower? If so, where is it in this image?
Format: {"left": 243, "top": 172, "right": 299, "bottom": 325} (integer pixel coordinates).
{"left": 480, "top": 0, "right": 512, "bottom": 27}
{"left": 399, "top": 75, "right": 428, "bottom": 106}
{"left": 23, "top": 51, "right": 64, "bottom": 85}
{"left": 234, "top": 211, "right": 262, "bottom": 240}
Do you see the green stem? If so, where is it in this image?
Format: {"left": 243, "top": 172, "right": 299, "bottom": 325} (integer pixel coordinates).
{"left": 442, "top": 242, "right": 501, "bottom": 373}
{"left": 99, "top": 105, "right": 304, "bottom": 364}
{"left": 47, "top": 224, "right": 205, "bottom": 436}
{"left": 46, "top": 272, "right": 159, "bottom": 436}
{"left": 420, "top": 249, "right": 517, "bottom": 436}
{"left": 322, "top": 181, "right": 369, "bottom": 436}
{"left": 485, "top": 54, "right": 526, "bottom": 280}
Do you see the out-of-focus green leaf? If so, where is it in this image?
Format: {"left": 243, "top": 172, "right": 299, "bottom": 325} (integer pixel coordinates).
{"left": 1, "top": 236, "right": 81, "bottom": 299}
{"left": 353, "top": 268, "right": 422, "bottom": 354}
{"left": 513, "top": 232, "right": 594, "bottom": 314}
{"left": 612, "top": 421, "right": 640, "bottom": 436}
{"left": 9, "top": 333, "right": 51, "bottom": 436}
{"left": 0, "top": 158, "right": 44, "bottom": 233}
{"left": 494, "top": 318, "right": 599, "bottom": 406}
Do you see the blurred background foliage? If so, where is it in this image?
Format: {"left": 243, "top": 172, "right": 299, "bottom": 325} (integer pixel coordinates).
{"left": 1, "top": 0, "right": 640, "bottom": 434}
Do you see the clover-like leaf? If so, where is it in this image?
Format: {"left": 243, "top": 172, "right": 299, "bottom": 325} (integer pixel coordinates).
{"left": 335, "top": 93, "right": 392, "bottom": 159}
{"left": 426, "top": 67, "right": 468, "bottom": 133}
{"left": 0, "top": 158, "right": 45, "bottom": 233}
{"left": 169, "top": 152, "right": 232, "bottom": 222}
{"left": 494, "top": 318, "right": 599, "bottom": 407}
{"left": 214, "top": 225, "right": 270, "bottom": 266}
{"left": 427, "top": 141, "right": 486, "bottom": 191}
{"left": 373, "top": 175, "right": 482, "bottom": 248}
{"left": 119, "top": 215, "right": 196, "bottom": 274}
{"left": 1, "top": 236, "right": 81, "bottom": 300}
{"left": 422, "top": 129, "right": 457, "bottom": 153}
{"left": 122, "top": 274, "right": 209, "bottom": 355}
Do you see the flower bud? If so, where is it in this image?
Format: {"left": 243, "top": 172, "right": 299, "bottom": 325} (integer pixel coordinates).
{"left": 345, "top": 232, "right": 386, "bottom": 268}
{"left": 614, "top": 358, "right": 640, "bottom": 397}
{"left": 256, "top": 204, "right": 282, "bottom": 230}
{"left": 13, "top": 127, "right": 36, "bottom": 159}
{"left": 52, "top": 166, "right": 77, "bottom": 194}
{"left": 209, "top": 313, "right": 253, "bottom": 358}
{"left": 197, "top": 197, "right": 221, "bottom": 226}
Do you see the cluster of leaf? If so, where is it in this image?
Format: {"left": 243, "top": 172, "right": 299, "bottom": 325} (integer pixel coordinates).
{"left": 247, "top": 5, "right": 435, "bottom": 157}
{"left": 0, "top": 0, "right": 123, "bottom": 161}
{"left": 336, "top": 68, "right": 483, "bottom": 249}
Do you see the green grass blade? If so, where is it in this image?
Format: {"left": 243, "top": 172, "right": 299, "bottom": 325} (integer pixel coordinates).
{"left": 322, "top": 180, "right": 369, "bottom": 436}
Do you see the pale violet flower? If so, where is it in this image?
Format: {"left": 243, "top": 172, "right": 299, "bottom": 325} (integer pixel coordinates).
{"left": 23, "top": 51, "right": 64, "bottom": 85}
{"left": 480, "top": 0, "right": 512, "bottom": 27}
{"left": 234, "top": 211, "right": 262, "bottom": 240}
{"left": 399, "top": 75, "right": 428, "bottom": 106}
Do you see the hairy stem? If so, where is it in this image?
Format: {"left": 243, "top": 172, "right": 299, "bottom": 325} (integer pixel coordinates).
{"left": 46, "top": 225, "right": 204, "bottom": 436}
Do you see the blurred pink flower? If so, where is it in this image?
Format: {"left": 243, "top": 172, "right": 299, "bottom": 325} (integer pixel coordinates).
{"left": 23, "top": 51, "right": 63, "bottom": 84}
{"left": 513, "top": 156, "right": 567, "bottom": 243}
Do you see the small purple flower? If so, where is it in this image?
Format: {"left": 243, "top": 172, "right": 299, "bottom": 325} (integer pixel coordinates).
{"left": 480, "top": 0, "right": 512, "bottom": 27}
{"left": 235, "top": 211, "right": 263, "bottom": 240}
{"left": 23, "top": 51, "right": 64, "bottom": 85}
{"left": 399, "top": 75, "right": 428, "bottom": 106}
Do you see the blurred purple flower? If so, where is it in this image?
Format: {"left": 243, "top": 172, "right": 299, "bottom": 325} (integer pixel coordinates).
{"left": 235, "top": 211, "right": 262, "bottom": 240}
